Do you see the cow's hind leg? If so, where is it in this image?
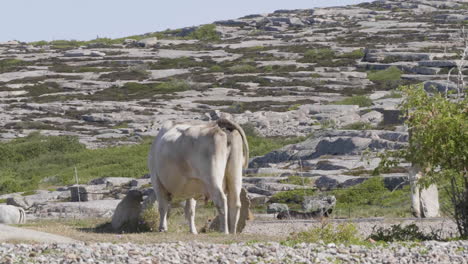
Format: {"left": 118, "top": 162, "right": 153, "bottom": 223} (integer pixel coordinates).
{"left": 154, "top": 178, "right": 170, "bottom": 232}
{"left": 211, "top": 187, "right": 228, "bottom": 234}
{"left": 185, "top": 198, "right": 198, "bottom": 234}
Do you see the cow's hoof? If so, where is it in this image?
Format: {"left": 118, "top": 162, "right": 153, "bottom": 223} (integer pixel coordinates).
{"left": 159, "top": 228, "right": 168, "bottom": 232}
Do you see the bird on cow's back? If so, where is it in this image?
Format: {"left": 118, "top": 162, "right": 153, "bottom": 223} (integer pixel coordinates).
{"left": 148, "top": 118, "right": 249, "bottom": 234}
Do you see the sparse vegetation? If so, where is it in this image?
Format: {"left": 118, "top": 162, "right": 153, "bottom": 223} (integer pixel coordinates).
{"left": 284, "top": 223, "right": 362, "bottom": 246}
{"left": 189, "top": 24, "right": 220, "bottom": 41}
{"left": 269, "top": 189, "right": 316, "bottom": 204}
{"left": 369, "top": 224, "right": 443, "bottom": 242}
{"left": 93, "top": 79, "right": 190, "bottom": 101}
{"left": 332, "top": 95, "right": 373, "bottom": 107}
{"left": 367, "top": 66, "right": 402, "bottom": 90}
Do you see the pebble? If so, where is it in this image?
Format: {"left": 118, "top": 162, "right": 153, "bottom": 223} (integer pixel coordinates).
{"left": 0, "top": 241, "right": 466, "bottom": 263}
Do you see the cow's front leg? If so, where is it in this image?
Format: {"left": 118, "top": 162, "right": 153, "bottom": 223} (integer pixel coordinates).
{"left": 185, "top": 198, "right": 198, "bottom": 234}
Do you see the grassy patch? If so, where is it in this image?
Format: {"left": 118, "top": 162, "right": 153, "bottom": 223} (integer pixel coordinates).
{"left": 0, "top": 132, "right": 151, "bottom": 194}
{"left": 269, "top": 189, "right": 316, "bottom": 204}
{"left": 283, "top": 223, "right": 362, "bottom": 246}
{"left": 50, "top": 65, "right": 113, "bottom": 73}
{"left": 98, "top": 68, "right": 150, "bottom": 81}
{"left": 227, "top": 64, "right": 257, "bottom": 73}
{"left": 332, "top": 95, "right": 373, "bottom": 107}
{"left": 328, "top": 177, "right": 412, "bottom": 218}
{"left": 195, "top": 99, "right": 315, "bottom": 113}
{"left": 0, "top": 59, "right": 31, "bottom": 73}
{"left": 367, "top": 66, "right": 402, "bottom": 90}
{"left": 279, "top": 175, "right": 312, "bottom": 186}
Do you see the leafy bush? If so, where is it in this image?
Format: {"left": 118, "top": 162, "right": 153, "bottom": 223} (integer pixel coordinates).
{"left": 369, "top": 224, "right": 443, "bottom": 242}
{"left": 189, "top": 24, "right": 220, "bottom": 41}
{"left": 284, "top": 223, "right": 361, "bottom": 246}
{"left": 377, "top": 84, "right": 468, "bottom": 237}
{"left": 332, "top": 95, "right": 373, "bottom": 107}
{"left": 269, "top": 189, "right": 316, "bottom": 204}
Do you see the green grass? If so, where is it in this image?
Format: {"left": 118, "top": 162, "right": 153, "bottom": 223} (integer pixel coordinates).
{"left": 332, "top": 95, "right": 373, "bottom": 107}
{"left": 269, "top": 189, "right": 317, "bottom": 204}
{"left": 279, "top": 175, "right": 312, "bottom": 186}
{"left": 0, "top": 132, "right": 152, "bottom": 195}
{"left": 367, "top": 66, "right": 402, "bottom": 90}
{"left": 0, "top": 125, "right": 307, "bottom": 195}
{"left": 328, "top": 177, "right": 412, "bottom": 218}
{"left": 283, "top": 223, "right": 362, "bottom": 246}
{"left": 0, "top": 59, "right": 31, "bottom": 73}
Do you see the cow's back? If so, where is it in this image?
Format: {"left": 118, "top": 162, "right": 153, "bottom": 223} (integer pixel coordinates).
{"left": 149, "top": 121, "right": 228, "bottom": 197}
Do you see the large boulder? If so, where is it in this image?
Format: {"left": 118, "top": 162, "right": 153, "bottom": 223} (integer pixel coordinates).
{"left": 207, "top": 188, "right": 252, "bottom": 233}
{"left": 302, "top": 195, "right": 336, "bottom": 216}
{"left": 267, "top": 203, "right": 289, "bottom": 214}
{"left": 6, "top": 194, "right": 31, "bottom": 210}
{"left": 137, "top": 37, "right": 158, "bottom": 47}
{"left": 70, "top": 185, "right": 109, "bottom": 202}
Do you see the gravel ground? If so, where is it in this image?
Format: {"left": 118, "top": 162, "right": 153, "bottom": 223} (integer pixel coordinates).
{"left": 0, "top": 240, "right": 467, "bottom": 264}
{"left": 244, "top": 217, "right": 459, "bottom": 239}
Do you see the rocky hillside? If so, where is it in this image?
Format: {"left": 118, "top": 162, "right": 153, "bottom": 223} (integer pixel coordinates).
{"left": 1, "top": 0, "right": 467, "bottom": 210}
{"left": 1, "top": 0, "right": 466, "bottom": 147}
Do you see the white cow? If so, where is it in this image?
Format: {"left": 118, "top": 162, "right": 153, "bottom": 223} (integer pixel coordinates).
{"left": 0, "top": 205, "right": 26, "bottom": 224}
{"left": 148, "top": 119, "right": 249, "bottom": 234}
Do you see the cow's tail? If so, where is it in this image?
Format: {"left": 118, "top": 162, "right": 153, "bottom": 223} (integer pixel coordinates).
{"left": 216, "top": 119, "right": 249, "bottom": 169}
{"left": 18, "top": 207, "right": 26, "bottom": 224}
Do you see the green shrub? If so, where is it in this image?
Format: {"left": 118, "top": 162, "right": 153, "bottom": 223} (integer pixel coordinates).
{"left": 332, "top": 95, "right": 373, "bottom": 107}
{"left": 0, "top": 199, "right": 6, "bottom": 204}
{"left": 369, "top": 224, "right": 443, "bottom": 242}
{"left": 284, "top": 223, "right": 362, "bottom": 246}
{"left": 189, "top": 24, "right": 220, "bottom": 41}
{"left": 269, "top": 189, "right": 316, "bottom": 204}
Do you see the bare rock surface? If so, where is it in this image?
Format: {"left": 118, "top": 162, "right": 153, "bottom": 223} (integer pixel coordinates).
{"left": 0, "top": 224, "right": 76, "bottom": 243}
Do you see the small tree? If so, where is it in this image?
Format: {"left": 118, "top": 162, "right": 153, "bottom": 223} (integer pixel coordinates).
{"left": 378, "top": 84, "right": 467, "bottom": 237}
